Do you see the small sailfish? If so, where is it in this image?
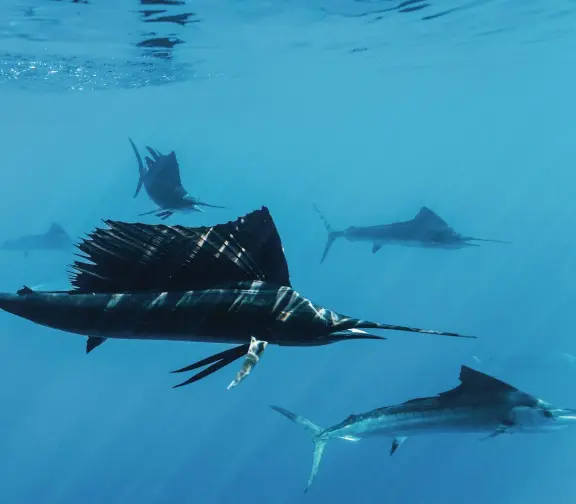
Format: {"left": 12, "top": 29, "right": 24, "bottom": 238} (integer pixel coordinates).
{"left": 1, "top": 223, "right": 73, "bottom": 258}
{"left": 314, "top": 205, "right": 510, "bottom": 263}
{"left": 130, "top": 137, "right": 224, "bottom": 220}
{"left": 0, "top": 207, "right": 473, "bottom": 390}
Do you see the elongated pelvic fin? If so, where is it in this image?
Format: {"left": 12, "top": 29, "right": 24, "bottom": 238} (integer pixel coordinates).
{"left": 227, "top": 337, "right": 268, "bottom": 390}
{"left": 171, "top": 344, "right": 250, "bottom": 388}
{"left": 138, "top": 208, "right": 163, "bottom": 216}
{"left": 157, "top": 210, "right": 174, "bottom": 220}
{"left": 137, "top": 208, "right": 174, "bottom": 219}
{"left": 171, "top": 339, "right": 268, "bottom": 390}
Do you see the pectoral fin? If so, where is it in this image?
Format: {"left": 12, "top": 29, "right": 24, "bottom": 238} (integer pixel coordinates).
{"left": 481, "top": 420, "right": 514, "bottom": 440}
{"left": 390, "top": 436, "right": 407, "bottom": 455}
{"left": 372, "top": 243, "right": 382, "bottom": 254}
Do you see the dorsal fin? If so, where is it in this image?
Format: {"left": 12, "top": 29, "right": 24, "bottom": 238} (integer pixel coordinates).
{"left": 69, "top": 207, "right": 291, "bottom": 293}
{"left": 439, "top": 365, "right": 518, "bottom": 398}
{"left": 17, "top": 285, "right": 35, "bottom": 295}
{"left": 401, "top": 366, "right": 518, "bottom": 406}
{"left": 47, "top": 223, "right": 68, "bottom": 236}
{"left": 146, "top": 149, "right": 183, "bottom": 188}
{"left": 413, "top": 207, "right": 449, "bottom": 229}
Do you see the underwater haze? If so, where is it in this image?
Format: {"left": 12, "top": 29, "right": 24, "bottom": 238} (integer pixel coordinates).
{"left": 1, "top": 1, "right": 576, "bottom": 503}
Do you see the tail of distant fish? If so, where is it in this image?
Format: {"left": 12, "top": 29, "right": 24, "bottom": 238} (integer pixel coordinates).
{"left": 128, "top": 137, "right": 146, "bottom": 198}
{"left": 313, "top": 204, "right": 344, "bottom": 264}
{"left": 270, "top": 405, "right": 328, "bottom": 493}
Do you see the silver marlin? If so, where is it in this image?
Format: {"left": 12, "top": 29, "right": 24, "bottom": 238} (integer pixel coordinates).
{"left": 314, "top": 205, "right": 510, "bottom": 263}
{"left": 271, "top": 365, "right": 576, "bottom": 492}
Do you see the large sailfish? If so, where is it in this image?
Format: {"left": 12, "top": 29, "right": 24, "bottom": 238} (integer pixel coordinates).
{"left": 0, "top": 207, "right": 473, "bottom": 389}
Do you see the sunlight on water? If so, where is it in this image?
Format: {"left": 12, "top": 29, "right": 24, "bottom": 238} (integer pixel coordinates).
{"left": 1, "top": 0, "right": 575, "bottom": 92}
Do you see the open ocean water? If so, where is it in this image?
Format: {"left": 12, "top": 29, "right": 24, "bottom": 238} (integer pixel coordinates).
{"left": 1, "top": 1, "right": 576, "bottom": 503}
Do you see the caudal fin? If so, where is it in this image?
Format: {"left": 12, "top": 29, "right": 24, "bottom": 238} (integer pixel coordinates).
{"left": 270, "top": 405, "right": 327, "bottom": 493}
{"left": 313, "top": 204, "right": 343, "bottom": 264}
{"left": 128, "top": 138, "right": 146, "bottom": 198}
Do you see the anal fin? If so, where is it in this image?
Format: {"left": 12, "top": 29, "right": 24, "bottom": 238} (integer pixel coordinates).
{"left": 390, "top": 436, "right": 407, "bottom": 455}
{"left": 87, "top": 337, "right": 107, "bottom": 354}
{"left": 372, "top": 243, "right": 382, "bottom": 254}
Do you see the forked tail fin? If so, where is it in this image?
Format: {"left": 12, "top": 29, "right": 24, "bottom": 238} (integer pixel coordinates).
{"left": 270, "top": 405, "right": 327, "bottom": 493}
{"left": 313, "top": 204, "right": 343, "bottom": 264}
{"left": 128, "top": 137, "right": 146, "bottom": 198}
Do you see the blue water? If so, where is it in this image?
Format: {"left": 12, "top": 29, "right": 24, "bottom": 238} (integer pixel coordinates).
{"left": 1, "top": 1, "right": 576, "bottom": 503}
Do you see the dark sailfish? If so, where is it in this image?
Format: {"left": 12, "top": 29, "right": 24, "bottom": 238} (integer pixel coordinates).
{"left": 0, "top": 207, "right": 473, "bottom": 389}
{"left": 130, "top": 137, "right": 224, "bottom": 220}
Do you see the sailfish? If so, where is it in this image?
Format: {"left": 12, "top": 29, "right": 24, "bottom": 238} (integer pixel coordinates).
{"left": 0, "top": 207, "right": 473, "bottom": 389}
{"left": 130, "top": 138, "right": 224, "bottom": 220}
{"left": 271, "top": 365, "right": 576, "bottom": 492}
{"left": 315, "top": 205, "right": 510, "bottom": 264}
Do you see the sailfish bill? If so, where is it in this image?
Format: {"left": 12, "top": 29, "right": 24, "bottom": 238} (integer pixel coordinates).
{"left": 0, "top": 207, "right": 473, "bottom": 390}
